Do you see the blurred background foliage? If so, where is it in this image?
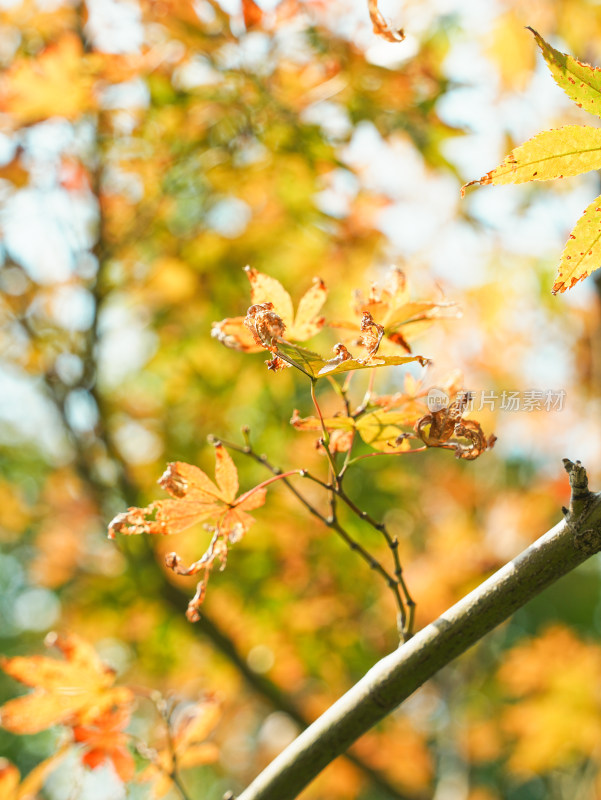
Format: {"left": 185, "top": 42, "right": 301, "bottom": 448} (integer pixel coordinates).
{"left": 3, "top": 0, "right": 601, "bottom": 798}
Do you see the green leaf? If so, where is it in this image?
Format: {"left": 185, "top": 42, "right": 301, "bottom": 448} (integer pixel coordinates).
{"left": 529, "top": 28, "right": 601, "bottom": 120}
{"left": 356, "top": 409, "right": 419, "bottom": 451}
{"left": 316, "top": 354, "right": 427, "bottom": 378}
{"left": 462, "top": 126, "right": 601, "bottom": 190}
{"left": 274, "top": 340, "right": 428, "bottom": 379}
{"left": 553, "top": 193, "right": 601, "bottom": 293}
{"left": 274, "top": 341, "right": 325, "bottom": 377}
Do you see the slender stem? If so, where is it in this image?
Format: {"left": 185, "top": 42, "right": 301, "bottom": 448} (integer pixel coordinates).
{"left": 354, "top": 368, "right": 377, "bottom": 415}
{"left": 220, "top": 435, "right": 413, "bottom": 640}
{"left": 238, "top": 470, "right": 305, "bottom": 502}
{"left": 309, "top": 378, "right": 339, "bottom": 481}
{"left": 336, "top": 487, "right": 414, "bottom": 638}
{"left": 347, "top": 446, "right": 427, "bottom": 465}
{"left": 170, "top": 772, "right": 193, "bottom": 800}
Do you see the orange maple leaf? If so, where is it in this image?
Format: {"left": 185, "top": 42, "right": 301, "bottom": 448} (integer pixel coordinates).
{"left": 0, "top": 633, "right": 134, "bottom": 735}
{"left": 108, "top": 444, "right": 266, "bottom": 540}
{"left": 72, "top": 705, "right": 135, "bottom": 781}
{"left": 211, "top": 267, "right": 327, "bottom": 352}
{"left": 331, "top": 267, "right": 459, "bottom": 354}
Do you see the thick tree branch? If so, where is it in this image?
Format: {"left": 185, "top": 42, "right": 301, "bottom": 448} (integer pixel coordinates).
{"left": 232, "top": 460, "right": 601, "bottom": 800}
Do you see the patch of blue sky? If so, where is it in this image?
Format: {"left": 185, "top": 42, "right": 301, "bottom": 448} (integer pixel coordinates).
{"left": 0, "top": 363, "right": 71, "bottom": 461}
{"left": 2, "top": 186, "right": 97, "bottom": 284}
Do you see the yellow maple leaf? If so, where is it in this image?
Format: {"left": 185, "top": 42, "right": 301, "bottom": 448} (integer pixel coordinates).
{"left": 211, "top": 267, "right": 327, "bottom": 352}
{"left": 463, "top": 31, "right": 601, "bottom": 293}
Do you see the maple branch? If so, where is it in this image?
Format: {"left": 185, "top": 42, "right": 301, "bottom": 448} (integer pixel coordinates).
{"left": 231, "top": 459, "right": 601, "bottom": 800}
{"left": 218, "top": 436, "right": 405, "bottom": 614}
{"left": 334, "top": 486, "right": 416, "bottom": 638}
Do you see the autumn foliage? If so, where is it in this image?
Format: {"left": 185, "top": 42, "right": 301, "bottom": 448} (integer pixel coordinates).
{"left": 3, "top": 1, "right": 601, "bottom": 800}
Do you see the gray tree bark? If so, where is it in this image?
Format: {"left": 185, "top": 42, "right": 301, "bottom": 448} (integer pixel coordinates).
{"left": 230, "top": 460, "right": 601, "bottom": 800}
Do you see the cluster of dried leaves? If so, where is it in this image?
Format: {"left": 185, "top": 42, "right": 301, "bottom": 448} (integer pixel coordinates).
{"left": 0, "top": 633, "right": 220, "bottom": 798}
{"left": 110, "top": 267, "right": 495, "bottom": 619}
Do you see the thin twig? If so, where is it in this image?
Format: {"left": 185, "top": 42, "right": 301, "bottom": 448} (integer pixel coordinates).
{"left": 310, "top": 378, "right": 339, "bottom": 481}
{"left": 219, "top": 435, "right": 412, "bottom": 640}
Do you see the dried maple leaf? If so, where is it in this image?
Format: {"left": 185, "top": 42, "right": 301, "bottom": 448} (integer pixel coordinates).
{"left": 414, "top": 393, "right": 497, "bottom": 460}
{"left": 108, "top": 444, "right": 266, "bottom": 539}
{"left": 212, "top": 267, "right": 327, "bottom": 352}
{"left": 331, "top": 267, "right": 459, "bottom": 355}
{"left": 109, "top": 446, "right": 267, "bottom": 621}
{"left": 0, "top": 633, "right": 133, "bottom": 735}
{"left": 357, "top": 311, "right": 384, "bottom": 363}
{"left": 137, "top": 698, "right": 220, "bottom": 798}
{"left": 72, "top": 705, "right": 135, "bottom": 781}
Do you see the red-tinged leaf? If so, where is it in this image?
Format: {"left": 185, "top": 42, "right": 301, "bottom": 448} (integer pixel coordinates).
{"left": 0, "top": 760, "right": 19, "bottom": 800}
{"left": 108, "top": 452, "right": 255, "bottom": 539}
{"left": 0, "top": 634, "right": 133, "bottom": 734}
{"left": 234, "top": 486, "right": 267, "bottom": 512}
{"left": 462, "top": 126, "right": 601, "bottom": 192}
{"left": 73, "top": 706, "right": 135, "bottom": 781}
{"left": 553, "top": 194, "right": 601, "bottom": 293}
{"left": 529, "top": 28, "right": 601, "bottom": 120}
{"left": 332, "top": 267, "right": 458, "bottom": 354}
{"left": 242, "top": 0, "right": 264, "bottom": 30}
{"left": 112, "top": 451, "right": 267, "bottom": 616}
{"left": 108, "top": 498, "right": 221, "bottom": 538}
{"left": 214, "top": 444, "right": 238, "bottom": 503}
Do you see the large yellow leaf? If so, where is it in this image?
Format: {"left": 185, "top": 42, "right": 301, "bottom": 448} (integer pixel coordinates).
{"left": 463, "top": 126, "right": 601, "bottom": 190}
{"left": 553, "top": 193, "right": 601, "bottom": 293}
{"left": 529, "top": 28, "right": 601, "bottom": 120}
